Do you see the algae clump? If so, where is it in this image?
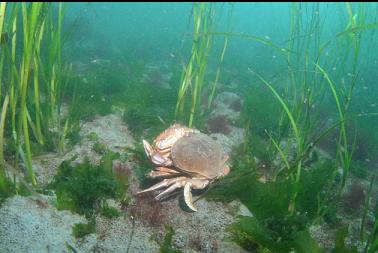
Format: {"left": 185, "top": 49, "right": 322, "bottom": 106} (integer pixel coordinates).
{"left": 50, "top": 152, "right": 125, "bottom": 217}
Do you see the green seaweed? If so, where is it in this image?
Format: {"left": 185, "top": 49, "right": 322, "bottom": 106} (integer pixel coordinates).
{"left": 230, "top": 216, "right": 322, "bottom": 253}
{"left": 208, "top": 150, "right": 335, "bottom": 252}
{"left": 122, "top": 108, "right": 162, "bottom": 140}
{"left": 65, "top": 242, "right": 78, "bottom": 253}
{"left": 92, "top": 142, "right": 107, "bottom": 155}
{"left": 159, "top": 225, "right": 182, "bottom": 253}
{"left": 66, "top": 122, "right": 82, "bottom": 147}
{"left": 87, "top": 132, "right": 99, "bottom": 142}
{"left": 0, "top": 171, "right": 14, "bottom": 205}
{"left": 0, "top": 3, "right": 376, "bottom": 252}
{"left": 100, "top": 201, "right": 120, "bottom": 218}
{"left": 72, "top": 220, "right": 96, "bottom": 238}
{"left": 50, "top": 154, "right": 124, "bottom": 217}
{"left": 364, "top": 197, "right": 378, "bottom": 253}
{"left": 0, "top": 164, "right": 32, "bottom": 205}
{"left": 100, "top": 150, "right": 120, "bottom": 173}
{"left": 50, "top": 152, "right": 125, "bottom": 238}
{"left": 331, "top": 226, "right": 358, "bottom": 253}
{"left": 125, "top": 143, "right": 155, "bottom": 186}
{"left": 360, "top": 176, "right": 376, "bottom": 244}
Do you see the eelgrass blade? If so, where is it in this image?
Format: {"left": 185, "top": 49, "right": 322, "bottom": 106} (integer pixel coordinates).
{"left": 360, "top": 176, "right": 376, "bottom": 242}
{"left": 0, "top": 95, "right": 9, "bottom": 201}
{"left": 0, "top": 2, "right": 6, "bottom": 101}
{"left": 175, "top": 2, "right": 214, "bottom": 127}
{"left": 265, "top": 130, "right": 291, "bottom": 175}
{"left": 253, "top": 71, "right": 300, "bottom": 147}
{"left": 315, "top": 63, "right": 350, "bottom": 190}
{"left": 0, "top": 3, "right": 6, "bottom": 37}
{"left": 200, "top": 32, "right": 294, "bottom": 56}
{"left": 0, "top": 95, "right": 10, "bottom": 167}
{"left": 208, "top": 36, "right": 228, "bottom": 110}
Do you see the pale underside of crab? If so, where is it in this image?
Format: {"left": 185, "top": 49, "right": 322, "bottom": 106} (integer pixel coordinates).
{"left": 137, "top": 123, "right": 230, "bottom": 211}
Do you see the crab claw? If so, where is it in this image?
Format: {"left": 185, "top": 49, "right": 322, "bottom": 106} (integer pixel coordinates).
{"left": 142, "top": 139, "right": 154, "bottom": 159}
{"left": 184, "top": 182, "right": 197, "bottom": 212}
{"left": 142, "top": 139, "right": 172, "bottom": 166}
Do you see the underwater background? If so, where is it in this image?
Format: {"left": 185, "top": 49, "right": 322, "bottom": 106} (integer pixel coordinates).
{"left": 0, "top": 2, "right": 378, "bottom": 253}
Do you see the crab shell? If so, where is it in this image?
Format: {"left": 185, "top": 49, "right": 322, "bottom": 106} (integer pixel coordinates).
{"left": 143, "top": 123, "right": 199, "bottom": 167}
{"left": 139, "top": 125, "right": 230, "bottom": 212}
{"left": 153, "top": 123, "right": 199, "bottom": 154}
{"left": 171, "top": 132, "right": 230, "bottom": 179}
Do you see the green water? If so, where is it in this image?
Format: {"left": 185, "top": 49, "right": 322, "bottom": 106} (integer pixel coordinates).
{"left": 0, "top": 2, "right": 378, "bottom": 253}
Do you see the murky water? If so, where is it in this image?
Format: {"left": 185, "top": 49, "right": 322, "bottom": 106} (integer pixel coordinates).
{"left": 0, "top": 3, "right": 377, "bottom": 253}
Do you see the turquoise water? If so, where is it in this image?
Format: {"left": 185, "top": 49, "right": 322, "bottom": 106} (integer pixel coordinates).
{"left": 0, "top": 2, "right": 378, "bottom": 253}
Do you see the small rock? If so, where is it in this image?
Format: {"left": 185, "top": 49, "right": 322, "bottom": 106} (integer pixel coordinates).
{"left": 229, "top": 200, "right": 253, "bottom": 217}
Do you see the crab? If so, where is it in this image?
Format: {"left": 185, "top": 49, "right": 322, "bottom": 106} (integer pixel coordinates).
{"left": 138, "top": 123, "right": 230, "bottom": 211}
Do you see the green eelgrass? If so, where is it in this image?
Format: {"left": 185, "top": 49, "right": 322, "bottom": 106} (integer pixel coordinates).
{"left": 0, "top": 2, "right": 67, "bottom": 186}
{"left": 0, "top": 95, "right": 10, "bottom": 190}
{"left": 360, "top": 176, "right": 375, "bottom": 242}
{"left": 18, "top": 3, "right": 50, "bottom": 185}
{"left": 253, "top": 71, "right": 305, "bottom": 186}
{"left": 208, "top": 3, "right": 377, "bottom": 251}
{"left": 254, "top": 70, "right": 305, "bottom": 214}
{"left": 315, "top": 64, "right": 355, "bottom": 192}
{"left": 265, "top": 129, "right": 291, "bottom": 172}
{"left": 175, "top": 2, "right": 215, "bottom": 128}
{"left": 363, "top": 193, "right": 378, "bottom": 253}
{"left": 202, "top": 31, "right": 293, "bottom": 56}
{"left": 207, "top": 4, "right": 233, "bottom": 110}
{"left": 197, "top": 3, "right": 324, "bottom": 215}
{"left": 0, "top": 3, "right": 7, "bottom": 167}
{"left": 207, "top": 36, "right": 228, "bottom": 110}
{"left": 0, "top": 4, "right": 6, "bottom": 182}
{"left": 248, "top": 3, "right": 364, "bottom": 213}
{"left": 313, "top": 3, "right": 369, "bottom": 194}
{"left": 0, "top": 3, "right": 5, "bottom": 38}
{"left": 0, "top": 95, "right": 9, "bottom": 165}
{"left": 275, "top": 2, "right": 360, "bottom": 208}
{"left": 176, "top": 4, "right": 294, "bottom": 127}
{"left": 39, "top": 3, "right": 70, "bottom": 154}
{"left": 255, "top": 72, "right": 301, "bottom": 149}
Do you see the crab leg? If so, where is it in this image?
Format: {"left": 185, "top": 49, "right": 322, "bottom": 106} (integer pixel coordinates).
{"left": 155, "top": 179, "right": 187, "bottom": 200}
{"left": 137, "top": 176, "right": 187, "bottom": 195}
{"left": 147, "top": 167, "right": 181, "bottom": 178}
{"left": 147, "top": 171, "right": 177, "bottom": 178}
{"left": 184, "top": 178, "right": 211, "bottom": 212}
{"left": 155, "top": 167, "right": 181, "bottom": 173}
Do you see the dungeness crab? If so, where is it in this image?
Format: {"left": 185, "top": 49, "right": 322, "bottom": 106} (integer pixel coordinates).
{"left": 137, "top": 123, "right": 230, "bottom": 211}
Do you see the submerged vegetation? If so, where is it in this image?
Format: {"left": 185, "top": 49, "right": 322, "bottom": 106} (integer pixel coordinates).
{"left": 72, "top": 220, "right": 96, "bottom": 238}
{"left": 175, "top": 3, "right": 231, "bottom": 128}
{"left": 49, "top": 155, "right": 123, "bottom": 217}
{"left": 0, "top": 2, "right": 69, "bottom": 193}
{"left": 202, "top": 2, "right": 378, "bottom": 252}
{"left": 175, "top": 3, "right": 215, "bottom": 128}
{"left": 159, "top": 225, "right": 183, "bottom": 253}
{"left": 49, "top": 150, "right": 127, "bottom": 237}
{"left": 0, "top": 2, "right": 377, "bottom": 252}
